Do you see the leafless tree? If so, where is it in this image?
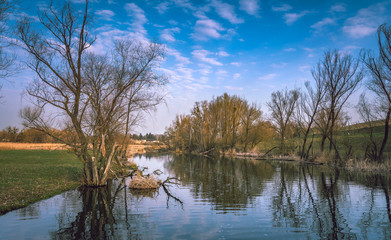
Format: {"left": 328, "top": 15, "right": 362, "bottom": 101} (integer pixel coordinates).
{"left": 298, "top": 78, "right": 327, "bottom": 160}
{"left": 0, "top": 0, "right": 16, "bottom": 98}
{"left": 314, "top": 49, "right": 363, "bottom": 160}
{"left": 361, "top": 23, "right": 391, "bottom": 162}
{"left": 240, "top": 102, "right": 262, "bottom": 152}
{"left": 356, "top": 93, "right": 388, "bottom": 161}
{"left": 267, "top": 88, "right": 299, "bottom": 155}
{"left": 17, "top": 1, "right": 166, "bottom": 186}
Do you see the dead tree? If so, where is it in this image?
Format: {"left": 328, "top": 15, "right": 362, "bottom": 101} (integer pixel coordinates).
{"left": 17, "top": 1, "right": 166, "bottom": 186}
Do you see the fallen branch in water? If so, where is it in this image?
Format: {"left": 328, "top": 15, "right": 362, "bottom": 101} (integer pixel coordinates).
{"left": 161, "top": 177, "right": 183, "bottom": 207}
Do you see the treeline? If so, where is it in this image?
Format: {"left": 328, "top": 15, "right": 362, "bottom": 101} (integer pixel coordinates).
{"left": 0, "top": 126, "right": 59, "bottom": 143}
{"left": 131, "top": 133, "right": 159, "bottom": 141}
{"left": 164, "top": 93, "right": 274, "bottom": 154}
{"left": 0, "top": 126, "right": 160, "bottom": 144}
{"left": 165, "top": 23, "right": 391, "bottom": 164}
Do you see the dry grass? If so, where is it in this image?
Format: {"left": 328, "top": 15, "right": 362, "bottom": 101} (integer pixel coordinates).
{"left": 0, "top": 142, "right": 67, "bottom": 150}
{"left": 345, "top": 158, "right": 391, "bottom": 173}
{"left": 129, "top": 173, "right": 160, "bottom": 189}
{"left": 0, "top": 142, "right": 163, "bottom": 155}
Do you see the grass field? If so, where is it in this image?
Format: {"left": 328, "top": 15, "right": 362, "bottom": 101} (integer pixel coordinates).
{"left": 0, "top": 150, "right": 83, "bottom": 215}
{"left": 256, "top": 124, "right": 391, "bottom": 167}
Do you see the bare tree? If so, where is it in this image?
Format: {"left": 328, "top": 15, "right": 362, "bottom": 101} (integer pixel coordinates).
{"left": 0, "top": 0, "right": 16, "bottom": 98}
{"left": 17, "top": 1, "right": 166, "bottom": 186}
{"left": 267, "top": 88, "right": 299, "bottom": 155}
{"left": 298, "top": 78, "right": 327, "bottom": 160}
{"left": 240, "top": 102, "right": 262, "bottom": 152}
{"left": 361, "top": 23, "right": 391, "bottom": 162}
{"left": 356, "top": 93, "right": 389, "bottom": 161}
{"left": 314, "top": 49, "right": 363, "bottom": 160}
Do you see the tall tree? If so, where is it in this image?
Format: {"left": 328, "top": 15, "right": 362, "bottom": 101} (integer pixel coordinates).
{"left": 17, "top": 1, "right": 166, "bottom": 186}
{"left": 298, "top": 78, "right": 327, "bottom": 160}
{"left": 314, "top": 49, "right": 363, "bottom": 160}
{"left": 267, "top": 88, "right": 299, "bottom": 155}
{"left": 361, "top": 23, "right": 391, "bottom": 162}
{"left": 0, "top": 0, "right": 15, "bottom": 98}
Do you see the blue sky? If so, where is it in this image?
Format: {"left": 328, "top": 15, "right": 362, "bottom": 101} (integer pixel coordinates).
{"left": 0, "top": 0, "right": 390, "bottom": 134}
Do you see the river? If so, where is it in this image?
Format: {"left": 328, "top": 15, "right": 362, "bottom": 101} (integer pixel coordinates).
{"left": 0, "top": 154, "right": 390, "bottom": 239}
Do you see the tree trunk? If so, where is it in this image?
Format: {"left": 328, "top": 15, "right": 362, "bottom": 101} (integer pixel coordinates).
{"left": 378, "top": 107, "right": 391, "bottom": 162}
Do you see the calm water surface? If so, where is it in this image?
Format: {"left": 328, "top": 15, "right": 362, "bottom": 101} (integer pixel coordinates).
{"left": 1, "top": 154, "right": 391, "bottom": 239}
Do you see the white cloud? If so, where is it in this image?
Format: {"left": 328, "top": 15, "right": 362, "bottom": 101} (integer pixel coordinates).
{"left": 95, "top": 10, "right": 115, "bottom": 21}
{"left": 166, "top": 47, "right": 191, "bottom": 65}
{"left": 169, "top": 20, "right": 178, "bottom": 25}
{"left": 198, "top": 64, "right": 212, "bottom": 75}
{"left": 160, "top": 27, "right": 180, "bottom": 42}
{"left": 125, "top": 3, "right": 147, "bottom": 35}
{"left": 239, "top": 0, "right": 260, "bottom": 16}
{"left": 303, "top": 47, "right": 315, "bottom": 52}
{"left": 172, "top": 0, "right": 195, "bottom": 11}
{"left": 284, "top": 11, "right": 308, "bottom": 25}
{"left": 210, "top": 0, "right": 244, "bottom": 24}
{"left": 343, "top": 3, "right": 387, "bottom": 38}
{"left": 311, "top": 17, "right": 335, "bottom": 31}
{"left": 259, "top": 73, "right": 277, "bottom": 81}
{"left": 283, "top": 48, "right": 296, "bottom": 52}
{"left": 271, "top": 62, "right": 287, "bottom": 68}
{"left": 233, "top": 73, "right": 241, "bottom": 79}
{"left": 299, "top": 65, "right": 311, "bottom": 72}
{"left": 217, "top": 50, "right": 229, "bottom": 57}
{"left": 330, "top": 3, "right": 347, "bottom": 13}
{"left": 272, "top": 4, "right": 292, "bottom": 12}
{"left": 216, "top": 70, "right": 228, "bottom": 79}
{"left": 192, "top": 19, "right": 225, "bottom": 41}
{"left": 156, "top": 2, "right": 170, "bottom": 14}
{"left": 192, "top": 49, "right": 223, "bottom": 66}
{"left": 231, "top": 62, "right": 241, "bottom": 66}
{"left": 225, "top": 86, "right": 244, "bottom": 91}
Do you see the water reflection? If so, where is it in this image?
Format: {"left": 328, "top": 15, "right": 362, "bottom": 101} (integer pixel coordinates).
{"left": 53, "top": 181, "right": 123, "bottom": 239}
{"left": 1, "top": 154, "right": 391, "bottom": 239}
{"left": 165, "top": 154, "right": 274, "bottom": 212}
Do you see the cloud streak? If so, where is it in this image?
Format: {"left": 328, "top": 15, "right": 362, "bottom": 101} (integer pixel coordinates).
{"left": 239, "top": 0, "right": 260, "bottom": 16}
{"left": 343, "top": 3, "right": 387, "bottom": 38}
{"left": 192, "top": 49, "right": 223, "bottom": 66}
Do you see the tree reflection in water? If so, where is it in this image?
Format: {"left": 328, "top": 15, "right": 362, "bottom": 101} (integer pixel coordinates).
{"left": 271, "top": 163, "right": 391, "bottom": 239}
{"left": 53, "top": 180, "right": 123, "bottom": 239}
{"left": 165, "top": 154, "right": 275, "bottom": 212}
{"left": 42, "top": 154, "right": 391, "bottom": 239}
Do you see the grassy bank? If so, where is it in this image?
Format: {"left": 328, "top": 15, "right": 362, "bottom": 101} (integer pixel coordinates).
{"left": 0, "top": 150, "right": 83, "bottom": 215}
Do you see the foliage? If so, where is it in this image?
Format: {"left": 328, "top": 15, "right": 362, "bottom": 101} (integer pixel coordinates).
{"left": 164, "top": 93, "right": 271, "bottom": 154}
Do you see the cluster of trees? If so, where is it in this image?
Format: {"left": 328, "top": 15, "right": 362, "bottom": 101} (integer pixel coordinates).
{"left": 0, "top": 126, "right": 53, "bottom": 142}
{"left": 164, "top": 93, "right": 274, "bottom": 153}
{"left": 266, "top": 25, "right": 391, "bottom": 163}
{"left": 166, "top": 24, "right": 391, "bottom": 164}
{"left": 131, "top": 133, "right": 158, "bottom": 141}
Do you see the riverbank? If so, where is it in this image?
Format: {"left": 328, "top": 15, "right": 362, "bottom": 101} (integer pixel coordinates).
{"left": 231, "top": 151, "right": 391, "bottom": 173}
{"left": 0, "top": 141, "right": 167, "bottom": 215}
{"left": 0, "top": 150, "right": 83, "bottom": 215}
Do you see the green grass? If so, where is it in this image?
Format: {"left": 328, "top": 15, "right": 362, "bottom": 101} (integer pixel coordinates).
{"left": 0, "top": 150, "right": 83, "bottom": 215}
{"left": 256, "top": 123, "right": 391, "bottom": 162}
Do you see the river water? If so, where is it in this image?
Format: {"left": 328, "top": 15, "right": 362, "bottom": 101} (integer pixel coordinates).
{"left": 0, "top": 154, "right": 390, "bottom": 239}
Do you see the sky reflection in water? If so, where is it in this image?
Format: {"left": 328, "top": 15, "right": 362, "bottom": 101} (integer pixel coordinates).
{"left": 0, "top": 154, "right": 390, "bottom": 239}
